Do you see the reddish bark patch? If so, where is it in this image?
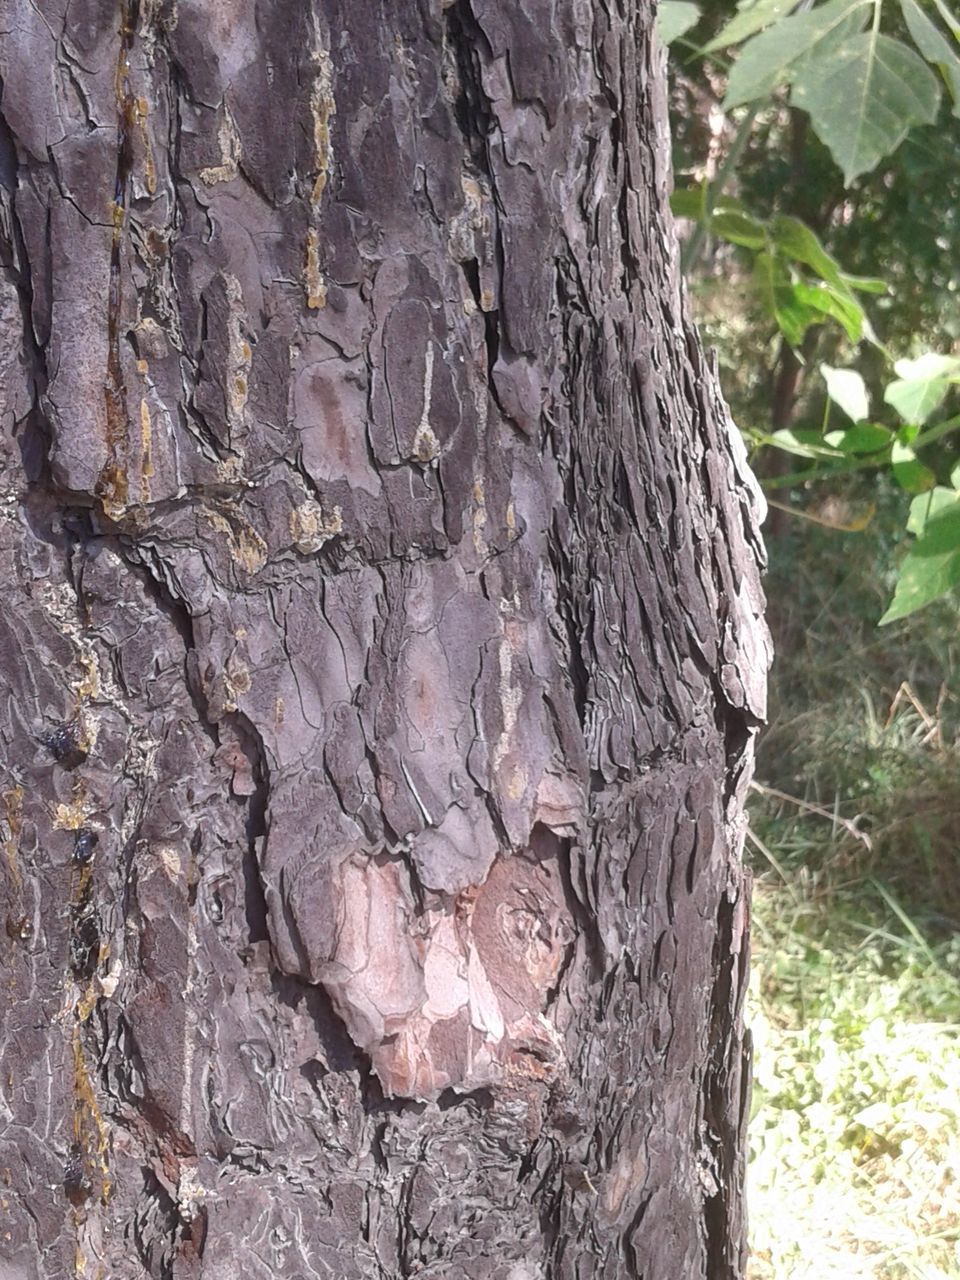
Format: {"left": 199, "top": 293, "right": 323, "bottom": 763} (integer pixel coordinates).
{"left": 322, "top": 844, "right": 572, "bottom": 1099}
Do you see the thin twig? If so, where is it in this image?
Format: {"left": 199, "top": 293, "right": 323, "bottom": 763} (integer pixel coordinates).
{"left": 750, "top": 780, "right": 873, "bottom": 851}
{"left": 885, "top": 681, "right": 945, "bottom": 751}
{"left": 680, "top": 104, "right": 761, "bottom": 275}
{"left": 765, "top": 495, "right": 875, "bottom": 531}
{"left": 745, "top": 826, "right": 801, "bottom": 903}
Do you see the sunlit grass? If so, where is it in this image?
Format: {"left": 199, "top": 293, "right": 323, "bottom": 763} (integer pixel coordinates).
{"left": 743, "top": 501, "right": 960, "bottom": 1278}
{"left": 746, "top": 852, "right": 960, "bottom": 1279}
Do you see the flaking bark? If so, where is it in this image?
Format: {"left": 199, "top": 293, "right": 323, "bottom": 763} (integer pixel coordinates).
{"left": 0, "top": 1, "right": 770, "bottom": 1277}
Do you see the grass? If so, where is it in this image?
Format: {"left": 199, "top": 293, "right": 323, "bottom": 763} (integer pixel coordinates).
{"left": 747, "top": 865, "right": 960, "bottom": 1279}
{"left": 745, "top": 500, "right": 960, "bottom": 1279}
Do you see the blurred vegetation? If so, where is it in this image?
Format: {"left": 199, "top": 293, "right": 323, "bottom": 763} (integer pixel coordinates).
{"left": 748, "top": 508, "right": 960, "bottom": 1277}
{"left": 663, "top": 1, "right": 960, "bottom": 1274}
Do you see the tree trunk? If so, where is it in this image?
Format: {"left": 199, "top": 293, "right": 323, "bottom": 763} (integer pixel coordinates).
{"left": 0, "top": 2, "right": 769, "bottom": 1277}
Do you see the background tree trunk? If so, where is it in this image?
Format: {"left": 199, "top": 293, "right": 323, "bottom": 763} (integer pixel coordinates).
{"left": 0, "top": 2, "right": 770, "bottom": 1277}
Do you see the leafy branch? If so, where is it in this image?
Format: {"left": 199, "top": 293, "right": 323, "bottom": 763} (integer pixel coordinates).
{"left": 659, "top": 0, "right": 960, "bottom": 623}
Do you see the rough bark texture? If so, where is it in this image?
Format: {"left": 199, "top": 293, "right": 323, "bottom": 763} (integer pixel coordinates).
{"left": 0, "top": 2, "right": 770, "bottom": 1277}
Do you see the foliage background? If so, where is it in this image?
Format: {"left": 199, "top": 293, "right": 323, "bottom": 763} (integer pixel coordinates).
{"left": 665, "top": 2, "right": 960, "bottom": 1274}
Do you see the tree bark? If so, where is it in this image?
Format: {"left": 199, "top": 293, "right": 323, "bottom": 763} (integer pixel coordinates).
{"left": 0, "top": 2, "right": 770, "bottom": 1277}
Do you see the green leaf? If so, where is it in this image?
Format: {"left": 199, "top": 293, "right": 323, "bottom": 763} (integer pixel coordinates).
{"left": 769, "top": 216, "right": 851, "bottom": 290}
{"left": 952, "top": 459, "right": 960, "bottom": 488}
{"left": 901, "top": 0, "right": 960, "bottom": 113}
{"left": 657, "top": 1, "right": 701, "bottom": 45}
{"left": 824, "top": 422, "right": 892, "bottom": 452}
{"left": 753, "top": 252, "right": 823, "bottom": 346}
{"left": 821, "top": 365, "right": 870, "bottom": 421}
{"left": 671, "top": 183, "right": 708, "bottom": 220}
{"left": 768, "top": 428, "right": 843, "bottom": 458}
{"left": 793, "top": 281, "right": 864, "bottom": 341}
{"left": 891, "top": 440, "right": 937, "bottom": 492}
{"left": 704, "top": 0, "right": 798, "bottom": 52}
{"left": 711, "top": 204, "right": 768, "bottom": 248}
{"left": 782, "top": 235, "right": 879, "bottom": 341}
{"left": 839, "top": 271, "right": 888, "bottom": 294}
{"left": 880, "top": 504, "right": 960, "bottom": 622}
{"left": 724, "top": 0, "right": 871, "bottom": 108}
{"left": 906, "top": 486, "right": 960, "bottom": 534}
{"left": 792, "top": 33, "right": 942, "bottom": 183}
{"left": 883, "top": 352, "right": 960, "bottom": 423}
{"left": 896, "top": 350, "right": 960, "bottom": 379}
